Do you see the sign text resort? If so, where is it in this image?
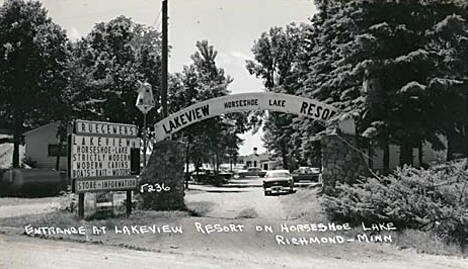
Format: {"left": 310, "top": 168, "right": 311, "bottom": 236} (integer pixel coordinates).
{"left": 154, "top": 92, "right": 339, "bottom": 141}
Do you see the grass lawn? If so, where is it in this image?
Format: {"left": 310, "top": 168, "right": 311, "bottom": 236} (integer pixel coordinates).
{"left": 0, "top": 196, "right": 64, "bottom": 206}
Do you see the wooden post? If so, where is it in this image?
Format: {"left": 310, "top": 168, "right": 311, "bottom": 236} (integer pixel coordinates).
{"left": 126, "top": 190, "right": 132, "bottom": 216}
{"left": 78, "top": 193, "right": 85, "bottom": 218}
{"left": 161, "top": 0, "right": 168, "bottom": 117}
{"left": 143, "top": 113, "right": 147, "bottom": 169}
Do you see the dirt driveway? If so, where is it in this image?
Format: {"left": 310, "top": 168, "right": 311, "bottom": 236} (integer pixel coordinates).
{"left": 1, "top": 233, "right": 466, "bottom": 269}
{"left": 185, "top": 176, "right": 317, "bottom": 220}
{"left": 1, "top": 181, "right": 467, "bottom": 269}
{"left": 0, "top": 233, "right": 277, "bottom": 269}
{"left": 185, "top": 185, "right": 288, "bottom": 219}
{"left": 0, "top": 196, "right": 62, "bottom": 218}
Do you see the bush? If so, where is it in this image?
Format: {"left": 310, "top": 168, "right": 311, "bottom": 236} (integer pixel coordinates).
{"left": 21, "top": 156, "right": 37, "bottom": 168}
{"left": 58, "top": 190, "right": 77, "bottom": 213}
{"left": 323, "top": 159, "right": 468, "bottom": 247}
{"left": 235, "top": 208, "right": 258, "bottom": 219}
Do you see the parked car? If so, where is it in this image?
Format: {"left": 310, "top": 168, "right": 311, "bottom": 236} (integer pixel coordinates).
{"left": 190, "top": 169, "right": 228, "bottom": 186}
{"left": 238, "top": 167, "right": 267, "bottom": 178}
{"left": 262, "top": 170, "right": 294, "bottom": 196}
{"left": 218, "top": 168, "right": 233, "bottom": 180}
{"left": 291, "top": 167, "right": 321, "bottom": 182}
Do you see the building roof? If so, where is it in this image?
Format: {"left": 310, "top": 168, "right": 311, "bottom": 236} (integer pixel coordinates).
{"left": 23, "top": 122, "right": 59, "bottom": 136}
{"left": 240, "top": 152, "right": 272, "bottom": 162}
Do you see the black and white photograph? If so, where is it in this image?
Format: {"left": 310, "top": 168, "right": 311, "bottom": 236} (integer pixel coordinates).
{"left": 0, "top": 0, "right": 467, "bottom": 268}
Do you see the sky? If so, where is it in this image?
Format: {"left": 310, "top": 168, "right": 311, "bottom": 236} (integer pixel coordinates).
{"left": 4, "top": 0, "right": 317, "bottom": 155}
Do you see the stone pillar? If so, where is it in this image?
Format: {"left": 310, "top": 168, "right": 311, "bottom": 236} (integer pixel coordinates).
{"left": 321, "top": 133, "right": 369, "bottom": 196}
{"left": 140, "top": 140, "right": 186, "bottom": 211}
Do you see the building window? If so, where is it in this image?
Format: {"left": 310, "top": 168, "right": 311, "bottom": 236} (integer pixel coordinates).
{"left": 48, "top": 144, "right": 67, "bottom": 157}
{"left": 254, "top": 160, "right": 257, "bottom": 167}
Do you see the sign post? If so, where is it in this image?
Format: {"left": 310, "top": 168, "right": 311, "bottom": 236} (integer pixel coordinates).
{"left": 69, "top": 120, "right": 141, "bottom": 218}
{"left": 78, "top": 192, "right": 85, "bottom": 218}
{"left": 136, "top": 82, "right": 155, "bottom": 169}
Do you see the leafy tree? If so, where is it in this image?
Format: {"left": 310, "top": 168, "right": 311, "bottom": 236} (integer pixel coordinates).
{"left": 0, "top": 0, "right": 69, "bottom": 167}
{"left": 425, "top": 12, "right": 468, "bottom": 160}
{"left": 299, "top": 0, "right": 468, "bottom": 173}
{"left": 69, "top": 16, "right": 162, "bottom": 127}
{"left": 294, "top": 1, "right": 365, "bottom": 169}
{"left": 246, "top": 24, "right": 306, "bottom": 169}
{"left": 169, "top": 41, "right": 244, "bottom": 173}
{"left": 353, "top": 1, "right": 467, "bottom": 167}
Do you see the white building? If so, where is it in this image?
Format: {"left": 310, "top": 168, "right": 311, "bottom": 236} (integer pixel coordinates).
{"left": 370, "top": 140, "right": 448, "bottom": 172}
{"left": 238, "top": 147, "right": 282, "bottom": 171}
{"left": 23, "top": 122, "right": 67, "bottom": 170}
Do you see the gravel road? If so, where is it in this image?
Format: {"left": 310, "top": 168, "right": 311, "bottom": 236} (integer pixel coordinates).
{"left": 185, "top": 185, "right": 288, "bottom": 219}
{"left": 1, "top": 233, "right": 467, "bottom": 269}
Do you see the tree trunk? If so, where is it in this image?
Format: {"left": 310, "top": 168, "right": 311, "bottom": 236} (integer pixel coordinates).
{"left": 465, "top": 84, "right": 468, "bottom": 158}
{"left": 281, "top": 145, "right": 288, "bottom": 170}
{"left": 217, "top": 153, "right": 220, "bottom": 171}
{"left": 462, "top": 122, "right": 468, "bottom": 158}
{"left": 55, "top": 139, "right": 62, "bottom": 170}
{"left": 418, "top": 142, "right": 423, "bottom": 168}
{"left": 399, "top": 140, "right": 413, "bottom": 167}
{"left": 12, "top": 128, "right": 21, "bottom": 168}
{"left": 383, "top": 136, "right": 390, "bottom": 175}
{"left": 447, "top": 129, "right": 454, "bottom": 161}
{"left": 185, "top": 141, "right": 191, "bottom": 189}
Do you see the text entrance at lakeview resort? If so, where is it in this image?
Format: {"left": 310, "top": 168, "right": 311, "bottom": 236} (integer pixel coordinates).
{"left": 153, "top": 92, "right": 340, "bottom": 142}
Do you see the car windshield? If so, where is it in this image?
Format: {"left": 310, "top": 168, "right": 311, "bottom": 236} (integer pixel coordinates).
{"left": 295, "top": 167, "right": 320, "bottom": 174}
{"left": 311, "top": 168, "right": 320, "bottom": 173}
{"left": 266, "top": 172, "right": 290, "bottom": 178}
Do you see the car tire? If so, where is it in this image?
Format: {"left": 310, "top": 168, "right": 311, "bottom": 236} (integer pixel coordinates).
{"left": 264, "top": 190, "right": 271, "bottom": 196}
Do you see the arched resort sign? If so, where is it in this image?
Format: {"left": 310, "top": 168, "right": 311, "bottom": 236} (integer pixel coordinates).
{"left": 154, "top": 92, "right": 339, "bottom": 142}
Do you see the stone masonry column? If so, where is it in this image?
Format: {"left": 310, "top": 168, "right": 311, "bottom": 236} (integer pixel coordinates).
{"left": 140, "top": 140, "right": 186, "bottom": 210}
{"left": 320, "top": 118, "right": 369, "bottom": 196}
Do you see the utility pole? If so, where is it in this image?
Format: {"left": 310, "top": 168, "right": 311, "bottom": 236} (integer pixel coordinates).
{"left": 161, "top": 0, "right": 168, "bottom": 118}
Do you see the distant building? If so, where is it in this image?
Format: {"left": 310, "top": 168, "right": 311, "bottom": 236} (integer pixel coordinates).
{"left": 238, "top": 139, "right": 449, "bottom": 174}
{"left": 238, "top": 147, "right": 282, "bottom": 171}
{"left": 23, "top": 122, "right": 67, "bottom": 170}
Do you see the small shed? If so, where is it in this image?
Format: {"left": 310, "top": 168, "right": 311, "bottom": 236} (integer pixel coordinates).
{"left": 23, "top": 122, "right": 67, "bottom": 171}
